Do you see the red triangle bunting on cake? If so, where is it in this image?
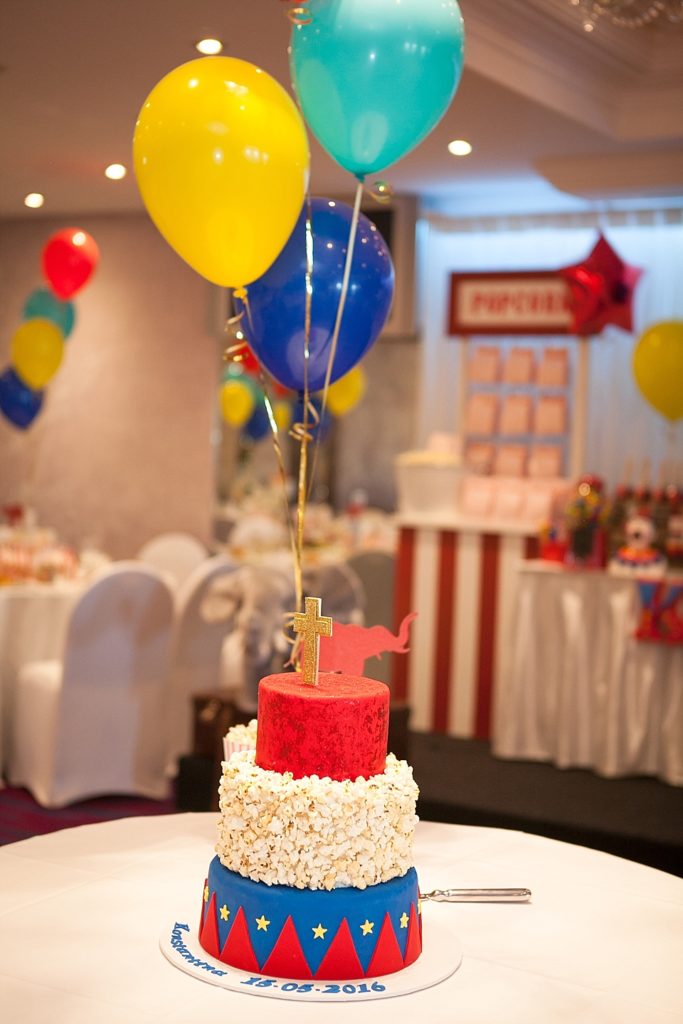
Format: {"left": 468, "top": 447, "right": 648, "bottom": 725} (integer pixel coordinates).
{"left": 366, "top": 912, "right": 404, "bottom": 977}
{"left": 403, "top": 904, "right": 422, "bottom": 967}
{"left": 219, "top": 906, "right": 260, "bottom": 973}
{"left": 262, "top": 915, "right": 313, "bottom": 979}
{"left": 199, "top": 892, "right": 220, "bottom": 959}
{"left": 315, "top": 919, "right": 363, "bottom": 980}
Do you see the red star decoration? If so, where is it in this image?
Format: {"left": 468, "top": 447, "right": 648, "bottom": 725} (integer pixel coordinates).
{"left": 559, "top": 234, "right": 643, "bottom": 336}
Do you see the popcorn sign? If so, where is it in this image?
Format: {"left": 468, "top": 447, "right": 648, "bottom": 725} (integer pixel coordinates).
{"left": 449, "top": 271, "right": 573, "bottom": 336}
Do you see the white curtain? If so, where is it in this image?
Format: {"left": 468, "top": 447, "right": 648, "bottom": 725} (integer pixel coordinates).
{"left": 417, "top": 211, "right": 683, "bottom": 487}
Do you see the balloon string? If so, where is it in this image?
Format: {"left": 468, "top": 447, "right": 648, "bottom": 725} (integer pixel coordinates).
{"left": 229, "top": 288, "right": 302, "bottom": 633}
{"left": 290, "top": 196, "right": 315, "bottom": 620}
{"left": 307, "top": 177, "right": 364, "bottom": 498}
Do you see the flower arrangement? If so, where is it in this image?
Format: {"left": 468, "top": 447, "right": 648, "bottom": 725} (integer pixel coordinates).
{"left": 563, "top": 475, "right": 611, "bottom": 566}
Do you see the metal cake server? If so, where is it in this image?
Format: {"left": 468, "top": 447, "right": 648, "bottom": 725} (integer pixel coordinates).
{"left": 421, "top": 887, "right": 532, "bottom": 903}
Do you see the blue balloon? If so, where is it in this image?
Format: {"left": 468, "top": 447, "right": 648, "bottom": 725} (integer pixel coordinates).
{"left": 242, "top": 400, "right": 271, "bottom": 442}
{"left": 290, "top": 0, "right": 465, "bottom": 176}
{"left": 238, "top": 198, "right": 394, "bottom": 392}
{"left": 0, "top": 367, "right": 44, "bottom": 430}
{"left": 23, "top": 288, "right": 76, "bottom": 339}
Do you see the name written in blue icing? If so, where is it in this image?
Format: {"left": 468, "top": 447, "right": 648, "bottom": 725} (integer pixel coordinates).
{"left": 171, "top": 923, "right": 228, "bottom": 976}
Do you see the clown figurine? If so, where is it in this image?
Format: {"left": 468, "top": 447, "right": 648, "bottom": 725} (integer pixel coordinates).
{"left": 609, "top": 510, "right": 667, "bottom": 578}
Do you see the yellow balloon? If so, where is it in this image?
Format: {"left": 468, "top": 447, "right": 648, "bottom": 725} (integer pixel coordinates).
{"left": 11, "top": 318, "right": 64, "bottom": 390}
{"left": 133, "top": 57, "right": 309, "bottom": 289}
{"left": 633, "top": 320, "right": 683, "bottom": 422}
{"left": 220, "top": 379, "right": 255, "bottom": 427}
{"left": 273, "top": 400, "right": 292, "bottom": 433}
{"left": 326, "top": 366, "right": 367, "bottom": 417}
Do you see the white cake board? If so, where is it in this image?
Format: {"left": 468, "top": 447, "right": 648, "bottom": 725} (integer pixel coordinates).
{"left": 160, "top": 915, "right": 462, "bottom": 1002}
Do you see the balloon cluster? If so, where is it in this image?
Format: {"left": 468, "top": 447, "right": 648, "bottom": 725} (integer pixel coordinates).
{"left": 133, "top": 1, "right": 465, "bottom": 612}
{"left": 133, "top": 1, "right": 465, "bottom": 391}
{"left": 0, "top": 228, "right": 99, "bottom": 430}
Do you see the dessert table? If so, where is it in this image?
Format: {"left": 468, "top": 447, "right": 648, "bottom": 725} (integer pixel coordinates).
{"left": 0, "top": 580, "right": 83, "bottom": 778}
{"left": 1, "top": 814, "right": 681, "bottom": 1023}
{"left": 492, "top": 562, "right": 683, "bottom": 785}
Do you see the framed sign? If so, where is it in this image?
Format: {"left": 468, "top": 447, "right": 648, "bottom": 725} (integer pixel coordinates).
{"left": 449, "top": 270, "right": 573, "bottom": 336}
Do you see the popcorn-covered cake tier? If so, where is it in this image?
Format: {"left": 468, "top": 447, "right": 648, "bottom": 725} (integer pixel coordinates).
{"left": 216, "top": 751, "right": 418, "bottom": 890}
{"left": 256, "top": 672, "right": 389, "bottom": 781}
{"left": 199, "top": 857, "right": 422, "bottom": 980}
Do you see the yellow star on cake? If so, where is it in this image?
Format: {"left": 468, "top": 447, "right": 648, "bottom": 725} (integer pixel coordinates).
{"left": 360, "top": 919, "right": 374, "bottom": 936}
{"left": 219, "top": 905, "right": 230, "bottom": 921}
{"left": 255, "top": 914, "right": 270, "bottom": 931}
{"left": 312, "top": 923, "right": 328, "bottom": 939}
{"left": 400, "top": 911, "right": 409, "bottom": 929}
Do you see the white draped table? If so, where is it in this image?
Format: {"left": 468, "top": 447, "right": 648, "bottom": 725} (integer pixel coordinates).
{"left": 0, "top": 581, "right": 83, "bottom": 777}
{"left": 0, "top": 815, "right": 681, "bottom": 1023}
{"left": 493, "top": 562, "right": 683, "bottom": 785}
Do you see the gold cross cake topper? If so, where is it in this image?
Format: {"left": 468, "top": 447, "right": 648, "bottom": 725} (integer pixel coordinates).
{"left": 293, "top": 596, "right": 333, "bottom": 685}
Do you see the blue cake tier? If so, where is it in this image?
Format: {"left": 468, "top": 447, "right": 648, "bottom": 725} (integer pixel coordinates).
{"left": 198, "top": 857, "right": 422, "bottom": 980}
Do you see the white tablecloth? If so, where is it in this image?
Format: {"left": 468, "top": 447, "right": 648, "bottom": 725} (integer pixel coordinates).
{"left": 0, "top": 814, "right": 681, "bottom": 1023}
{"left": 0, "top": 582, "right": 82, "bottom": 776}
{"left": 493, "top": 563, "right": 683, "bottom": 785}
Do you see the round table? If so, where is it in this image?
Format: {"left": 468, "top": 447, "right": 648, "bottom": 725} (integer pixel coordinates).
{"left": 0, "top": 581, "right": 83, "bottom": 777}
{"left": 0, "top": 815, "right": 681, "bottom": 1022}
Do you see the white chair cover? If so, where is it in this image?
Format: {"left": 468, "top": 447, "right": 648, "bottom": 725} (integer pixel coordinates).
{"left": 166, "top": 555, "right": 238, "bottom": 770}
{"left": 9, "top": 562, "right": 175, "bottom": 807}
{"left": 137, "top": 532, "right": 207, "bottom": 589}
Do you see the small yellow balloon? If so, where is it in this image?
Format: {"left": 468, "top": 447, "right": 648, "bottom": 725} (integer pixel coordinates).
{"left": 133, "top": 57, "right": 310, "bottom": 288}
{"left": 273, "top": 400, "right": 292, "bottom": 433}
{"left": 633, "top": 320, "right": 683, "bottom": 422}
{"left": 11, "top": 318, "right": 64, "bottom": 390}
{"left": 220, "top": 379, "right": 255, "bottom": 427}
{"left": 326, "top": 366, "right": 367, "bottom": 417}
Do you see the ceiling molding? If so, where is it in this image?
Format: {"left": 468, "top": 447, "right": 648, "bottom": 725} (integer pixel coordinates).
{"left": 534, "top": 151, "right": 683, "bottom": 198}
{"left": 461, "top": 0, "right": 683, "bottom": 141}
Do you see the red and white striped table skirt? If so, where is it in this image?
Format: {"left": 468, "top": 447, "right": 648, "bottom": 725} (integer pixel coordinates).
{"left": 391, "top": 525, "right": 538, "bottom": 740}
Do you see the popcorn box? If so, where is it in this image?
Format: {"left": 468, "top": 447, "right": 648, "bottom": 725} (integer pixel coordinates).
{"left": 395, "top": 451, "right": 464, "bottom": 516}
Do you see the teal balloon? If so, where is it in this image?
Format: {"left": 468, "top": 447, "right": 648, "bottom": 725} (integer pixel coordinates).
{"left": 23, "top": 288, "right": 76, "bottom": 339}
{"left": 290, "top": 0, "right": 465, "bottom": 177}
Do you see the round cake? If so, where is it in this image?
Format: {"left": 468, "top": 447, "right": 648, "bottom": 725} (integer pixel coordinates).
{"left": 198, "top": 671, "right": 421, "bottom": 980}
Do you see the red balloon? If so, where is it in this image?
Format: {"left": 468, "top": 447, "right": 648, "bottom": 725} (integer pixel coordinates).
{"left": 42, "top": 228, "right": 99, "bottom": 299}
{"left": 560, "top": 234, "right": 642, "bottom": 336}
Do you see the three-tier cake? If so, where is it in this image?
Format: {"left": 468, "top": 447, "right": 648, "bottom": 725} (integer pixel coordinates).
{"left": 198, "top": 668, "right": 421, "bottom": 980}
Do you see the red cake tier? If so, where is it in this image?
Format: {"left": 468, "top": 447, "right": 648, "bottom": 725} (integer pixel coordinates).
{"left": 255, "top": 672, "right": 390, "bottom": 781}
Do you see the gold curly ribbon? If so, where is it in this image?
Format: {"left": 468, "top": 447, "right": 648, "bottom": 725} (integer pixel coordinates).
{"left": 365, "top": 179, "right": 394, "bottom": 204}
{"left": 280, "top": 1, "right": 313, "bottom": 26}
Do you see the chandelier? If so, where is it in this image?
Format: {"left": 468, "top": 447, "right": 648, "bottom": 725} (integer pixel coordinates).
{"left": 570, "top": 0, "right": 683, "bottom": 30}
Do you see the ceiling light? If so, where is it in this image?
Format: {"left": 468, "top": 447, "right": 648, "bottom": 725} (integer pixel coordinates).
{"left": 195, "top": 38, "right": 223, "bottom": 55}
{"left": 24, "top": 192, "right": 44, "bottom": 209}
{"left": 104, "top": 163, "right": 127, "bottom": 180}
{"left": 448, "top": 139, "right": 472, "bottom": 157}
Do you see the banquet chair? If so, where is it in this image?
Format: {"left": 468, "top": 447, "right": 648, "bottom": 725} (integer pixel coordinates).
{"left": 346, "top": 550, "right": 396, "bottom": 683}
{"left": 9, "top": 562, "right": 175, "bottom": 808}
{"left": 166, "top": 555, "right": 239, "bottom": 772}
{"left": 137, "top": 531, "right": 207, "bottom": 589}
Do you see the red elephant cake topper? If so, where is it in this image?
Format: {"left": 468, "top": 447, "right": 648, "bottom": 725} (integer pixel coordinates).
{"left": 318, "top": 611, "right": 418, "bottom": 677}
